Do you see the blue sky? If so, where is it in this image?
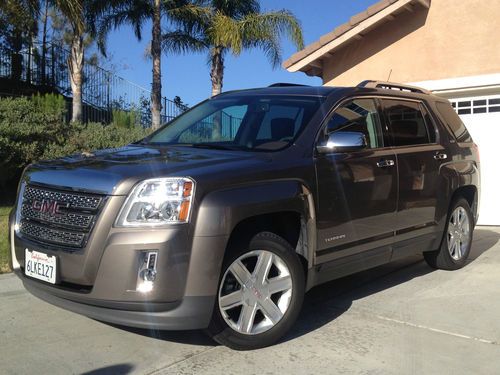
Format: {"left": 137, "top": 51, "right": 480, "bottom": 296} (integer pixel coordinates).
{"left": 104, "top": 0, "right": 378, "bottom": 106}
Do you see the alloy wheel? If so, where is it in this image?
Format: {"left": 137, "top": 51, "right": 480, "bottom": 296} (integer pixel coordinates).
{"left": 447, "top": 206, "right": 471, "bottom": 261}
{"left": 218, "top": 250, "right": 293, "bottom": 335}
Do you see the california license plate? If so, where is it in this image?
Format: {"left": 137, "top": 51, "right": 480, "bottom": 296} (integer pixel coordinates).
{"left": 25, "top": 249, "right": 57, "bottom": 284}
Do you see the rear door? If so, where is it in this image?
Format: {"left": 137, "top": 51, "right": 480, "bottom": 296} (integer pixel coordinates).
{"left": 380, "top": 98, "right": 446, "bottom": 258}
{"left": 314, "top": 98, "right": 397, "bottom": 264}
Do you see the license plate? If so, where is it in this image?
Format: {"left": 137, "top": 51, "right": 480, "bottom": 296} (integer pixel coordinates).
{"left": 25, "top": 249, "right": 57, "bottom": 284}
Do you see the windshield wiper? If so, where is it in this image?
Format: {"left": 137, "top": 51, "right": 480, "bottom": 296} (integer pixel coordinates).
{"left": 190, "top": 143, "right": 243, "bottom": 151}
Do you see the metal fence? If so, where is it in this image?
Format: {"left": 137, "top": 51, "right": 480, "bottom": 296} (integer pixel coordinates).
{"left": 0, "top": 42, "right": 188, "bottom": 126}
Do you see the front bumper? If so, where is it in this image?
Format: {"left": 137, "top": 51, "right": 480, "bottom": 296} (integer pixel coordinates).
{"left": 9, "top": 209, "right": 228, "bottom": 330}
{"left": 20, "top": 270, "right": 214, "bottom": 330}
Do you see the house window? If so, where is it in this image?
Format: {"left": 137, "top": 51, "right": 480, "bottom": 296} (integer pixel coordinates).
{"left": 450, "top": 96, "right": 500, "bottom": 115}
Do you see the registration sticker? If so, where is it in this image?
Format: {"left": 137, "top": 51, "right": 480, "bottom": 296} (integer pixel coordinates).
{"left": 25, "top": 249, "right": 57, "bottom": 284}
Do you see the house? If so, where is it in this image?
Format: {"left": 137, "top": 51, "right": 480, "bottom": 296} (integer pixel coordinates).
{"left": 284, "top": 0, "right": 500, "bottom": 225}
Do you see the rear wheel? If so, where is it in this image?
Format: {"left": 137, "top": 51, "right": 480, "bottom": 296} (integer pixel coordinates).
{"left": 424, "top": 198, "right": 473, "bottom": 270}
{"left": 206, "top": 232, "right": 305, "bottom": 350}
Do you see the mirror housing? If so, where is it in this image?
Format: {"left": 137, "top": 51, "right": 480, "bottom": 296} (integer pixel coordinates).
{"left": 316, "top": 131, "right": 367, "bottom": 154}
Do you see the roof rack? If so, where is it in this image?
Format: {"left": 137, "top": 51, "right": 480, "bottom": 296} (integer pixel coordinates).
{"left": 357, "top": 80, "right": 431, "bottom": 95}
{"left": 268, "top": 83, "right": 310, "bottom": 88}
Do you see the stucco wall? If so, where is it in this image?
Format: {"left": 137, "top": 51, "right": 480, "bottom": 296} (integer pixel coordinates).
{"left": 323, "top": 0, "right": 500, "bottom": 86}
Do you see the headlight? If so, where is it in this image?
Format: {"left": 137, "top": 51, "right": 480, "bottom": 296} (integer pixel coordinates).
{"left": 116, "top": 177, "right": 195, "bottom": 227}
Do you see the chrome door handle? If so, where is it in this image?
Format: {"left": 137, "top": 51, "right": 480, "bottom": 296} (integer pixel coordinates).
{"left": 434, "top": 153, "right": 448, "bottom": 160}
{"left": 377, "top": 159, "right": 395, "bottom": 168}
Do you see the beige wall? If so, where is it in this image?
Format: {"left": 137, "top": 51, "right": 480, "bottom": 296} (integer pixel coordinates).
{"left": 323, "top": 0, "right": 500, "bottom": 86}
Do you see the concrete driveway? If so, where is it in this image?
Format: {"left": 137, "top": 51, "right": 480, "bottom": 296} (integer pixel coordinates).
{"left": 1, "top": 227, "right": 500, "bottom": 374}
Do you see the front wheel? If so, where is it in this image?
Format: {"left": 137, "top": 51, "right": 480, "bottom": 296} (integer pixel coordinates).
{"left": 206, "top": 232, "right": 305, "bottom": 350}
{"left": 424, "top": 198, "right": 474, "bottom": 270}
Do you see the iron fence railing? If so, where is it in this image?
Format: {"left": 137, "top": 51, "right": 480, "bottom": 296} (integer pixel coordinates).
{"left": 0, "top": 42, "right": 188, "bottom": 126}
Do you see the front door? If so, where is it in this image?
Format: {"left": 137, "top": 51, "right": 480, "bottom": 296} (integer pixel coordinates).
{"left": 314, "top": 98, "right": 397, "bottom": 263}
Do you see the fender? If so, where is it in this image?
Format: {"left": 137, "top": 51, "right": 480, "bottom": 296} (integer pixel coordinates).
{"left": 183, "top": 180, "right": 317, "bottom": 297}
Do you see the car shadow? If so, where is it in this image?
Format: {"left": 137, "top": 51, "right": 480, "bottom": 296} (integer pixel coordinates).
{"left": 101, "top": 228, "right": 499, "bottom": 347}
{"left": 81, "top": 364, "right": 135, "bottom": 375}
{"left": 283, "top": 227, "right": 500, "bottom": 343}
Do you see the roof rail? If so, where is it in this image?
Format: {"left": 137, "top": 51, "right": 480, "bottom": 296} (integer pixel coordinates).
{"left": 357, "top": 80, "right": 431, "bottom": 95}
{"left": 268, "top": 82, "right": 310, "bottom": 87}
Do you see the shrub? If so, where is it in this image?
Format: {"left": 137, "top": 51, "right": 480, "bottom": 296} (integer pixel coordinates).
{"left": 32, "top": 93, "right": 67, "bottom": 117}
{"left": 112, "top": 108, "right": 139, "bottom": 128}
{"left": 0, "top": 96, "right": 151, "bottom": 193}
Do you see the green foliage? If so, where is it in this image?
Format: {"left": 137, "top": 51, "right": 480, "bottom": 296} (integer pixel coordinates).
{"left": 32, "top": 93, "right": 67, "bottom": 116}
{"left": 162, "top": 1, "right": 304, "bottom": 68}
{"left": 0, "top": 96, "right": 151, "bottom": 189}
{"left": 0, "top": 206, "right": 11, "bottom": 274}
{"left": 112, "top": 108, "right": 138, "bottom": 128}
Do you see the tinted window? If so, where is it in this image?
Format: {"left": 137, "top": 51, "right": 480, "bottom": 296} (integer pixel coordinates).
{"left": 435, "top": 101, "right": 473, "bottom": 142}
{"left": 325, "top": 98, "right": 383, "bottom": 149}
{"left": 383, "top": 100, "right": 433, "bottom": 146}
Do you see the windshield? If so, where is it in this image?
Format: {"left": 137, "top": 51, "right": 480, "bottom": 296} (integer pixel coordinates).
{"left": 144, "top": 95, "right": 324, "bottom": 151}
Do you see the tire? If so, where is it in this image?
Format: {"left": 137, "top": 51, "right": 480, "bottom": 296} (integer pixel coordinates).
{"left": 206, "top": 231, "right": 305, "bottom": 350}
{"left": 424, "top": 198, "right": 474, "bottom": 270}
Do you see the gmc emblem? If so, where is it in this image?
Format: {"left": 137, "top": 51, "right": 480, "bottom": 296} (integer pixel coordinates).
{"left": 32, "top": 199, "right": 69, "bottom": 215}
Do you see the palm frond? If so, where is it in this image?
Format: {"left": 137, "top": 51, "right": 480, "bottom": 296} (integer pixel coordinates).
{"left": 162, "top": 30, "right": 207, "bottom": 54}
{"left": 240, "top": 10, "right": 304, "bottom": 51}
{"left": 208, "top": 11, "right": 243, "bottom": 53}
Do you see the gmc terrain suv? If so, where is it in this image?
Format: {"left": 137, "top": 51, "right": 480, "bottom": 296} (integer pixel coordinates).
{"left": 9, "top": 81, "right": 480, "bottom": 350}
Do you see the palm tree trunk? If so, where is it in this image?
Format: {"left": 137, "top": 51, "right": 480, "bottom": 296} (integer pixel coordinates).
{"left": 41, "top": 0, "right": 49, "bottom": 85}
{"left": 69, "top": 33, "right": 84, "bottom": 123}
{"left": 210, "top": 46, "right": 224, "bottom": 97}
{"left": 151, "top": 0, "right": 162, "bottom": 130}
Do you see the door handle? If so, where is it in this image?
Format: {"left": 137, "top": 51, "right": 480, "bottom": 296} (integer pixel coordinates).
{"left": 376, "top": 159, "right": 395, "bottom": 168}
{"left": 434, "top": 153, "right": 448, "bottom": 160}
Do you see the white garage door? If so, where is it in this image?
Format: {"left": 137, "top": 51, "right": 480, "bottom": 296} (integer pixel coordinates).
{"left": 451, "top": 96, "right": 500, "bottom": 225}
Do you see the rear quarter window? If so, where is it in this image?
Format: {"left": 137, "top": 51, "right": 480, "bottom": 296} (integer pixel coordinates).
{"left": 435, "top": 101, "right": 473, "bottom": 143}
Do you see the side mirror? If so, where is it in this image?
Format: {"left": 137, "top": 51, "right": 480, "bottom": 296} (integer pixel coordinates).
{"left": 316, "top": 131, "right": 367, "bottom": 154}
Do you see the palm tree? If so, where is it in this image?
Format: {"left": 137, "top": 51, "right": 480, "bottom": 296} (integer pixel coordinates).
{"left": 91, "top": 0, "right": 207, "bottom": 129}
{"left": 49, "top": 0, "right": 87, "bottom": 123}
{"left": 162, "top": 0, "right": 304, "bottom": 97}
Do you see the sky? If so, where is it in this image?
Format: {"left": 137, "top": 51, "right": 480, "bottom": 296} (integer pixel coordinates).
{"left": 104, "top": 0, "right": 378, "bottom": 106}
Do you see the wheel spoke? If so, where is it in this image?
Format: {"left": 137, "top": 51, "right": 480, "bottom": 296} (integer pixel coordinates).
{"left": 239, "top": 303, "right": 257, "bottom": 334}
{"left": 268, "top": 275, "right": 292, "bottom": 294}
{"left": 254, "top": 252, "right": 273, "bottom": 285}
{"left": 219, "top": 290, "right": 244, "bottom": 310}
{"left": 455, "top": 239, "right": 462, "bottom": 259}
{"left": 449, "top": 236, "right": 456, "bottom": 254}
{"left": 229, "top": 260, "right": 252, "bottom": 285}
{"left": 259, "top": 298, "right": 283, "bottom": 324}
{"left": 453, "top": 209, "right": 460, "bottom": 225}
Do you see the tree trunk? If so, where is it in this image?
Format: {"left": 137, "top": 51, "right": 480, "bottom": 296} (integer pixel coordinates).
{"left": 151, "top": 0, "right": 162, "bottom": 130}
{"left": 41, "top": 0, "right": 49, "bottom": 85}
{"left": 69, "top": 34, "right": 84, "bottom": 123}
{"left": 210, "top": 46, "right": 224, "bottom": 97}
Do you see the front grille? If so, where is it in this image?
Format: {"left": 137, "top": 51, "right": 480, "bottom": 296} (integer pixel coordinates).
{"left": 18, "top": 185, "right": 105, "bottom": 248}
{"left": 20, "top": 221, "right": 86, "bottom": 247}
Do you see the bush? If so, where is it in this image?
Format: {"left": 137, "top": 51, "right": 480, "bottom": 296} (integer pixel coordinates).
{"left": 32, "top": 93, "right": 67, "bottom": 117}
{"left": 112, "top": 108, "right": 139, "bottom": 128}
{"left": 0, "top": 96, "right": 151, "bottom": 193}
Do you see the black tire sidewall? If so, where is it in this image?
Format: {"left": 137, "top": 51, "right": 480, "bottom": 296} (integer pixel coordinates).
{"left": 207, "top": 231, "right": 305, "bottom": 350}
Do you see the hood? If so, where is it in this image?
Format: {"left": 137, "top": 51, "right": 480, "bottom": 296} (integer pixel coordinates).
{"left": 23, "top": 145, "right": 264, "bottom": 195}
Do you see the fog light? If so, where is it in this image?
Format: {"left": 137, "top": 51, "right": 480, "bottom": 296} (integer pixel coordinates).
{"left": 136, "top": 251, "right": 158, "bottom": 293}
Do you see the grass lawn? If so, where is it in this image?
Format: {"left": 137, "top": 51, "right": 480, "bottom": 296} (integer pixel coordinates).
{"left": 0, "top": 206, "right": 12, "bottom": 273}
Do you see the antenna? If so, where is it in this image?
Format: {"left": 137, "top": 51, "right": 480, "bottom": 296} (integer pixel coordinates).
{"left": 387, "top": 69, "right": 393, "bottom": 82}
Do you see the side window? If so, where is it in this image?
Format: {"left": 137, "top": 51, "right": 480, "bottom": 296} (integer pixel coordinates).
{"left": 435, "top": 101, "right": 473, "bottom": 143}
{"left": 383, "top": 100, "right": 433, "bottom": 146}
{"left": 325, "top": 98, "right": 383, "bottom": 149}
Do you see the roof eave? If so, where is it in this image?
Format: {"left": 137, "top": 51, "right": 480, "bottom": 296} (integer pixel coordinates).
{"left": 284, "top": 0, "right": 431, "bottom": 78}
